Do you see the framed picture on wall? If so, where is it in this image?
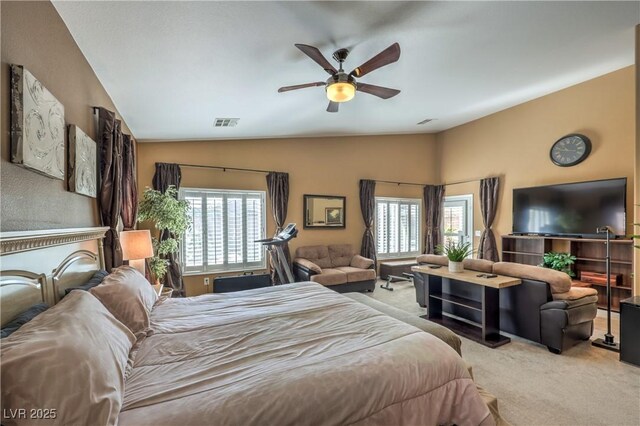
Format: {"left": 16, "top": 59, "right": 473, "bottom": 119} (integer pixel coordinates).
{"left": 325, "top": 207, "right": 343, "bottom": 225}
{"left": 304, "top": 194, "right": 346, "bottom": 229}
{"left": 10, "top": 65, "right": 65, "bottom": 180}
{"left": 68, "top": 125, "right": 97, "bottom": 198}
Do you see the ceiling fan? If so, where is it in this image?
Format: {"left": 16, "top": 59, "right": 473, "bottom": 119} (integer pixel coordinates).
{"left": 278, "top": 42, "right": 401, "bottom": 113}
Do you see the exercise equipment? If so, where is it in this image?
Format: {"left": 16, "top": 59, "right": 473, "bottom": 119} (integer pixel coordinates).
{"left": 380, "top": 272, "right": 414, "bottom": 291}
{"left": 256, "top": 223, "right": 298, "bottom": 284}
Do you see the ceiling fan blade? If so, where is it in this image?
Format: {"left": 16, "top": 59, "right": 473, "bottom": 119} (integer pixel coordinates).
{"left": 326, "top": 101, "right": 339, "bottom": 113}
{"left": 295, "top": 44, "right": 338, "bottom": 75}
{"left": 356, "top": 83, "right": 400, "bottom": 99}
{"left": 278, "top": 82, "right": 325, "bottom": 93}
{"left": 350, "top": 42, "right": 401, "bottom": 78}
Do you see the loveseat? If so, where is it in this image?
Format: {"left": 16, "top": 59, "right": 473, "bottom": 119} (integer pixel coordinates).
{"left": 293, "top": 244, "right": 376, "bottom": 293}
{"left": 414, "top": 254, "right": 598, "bottom": 354}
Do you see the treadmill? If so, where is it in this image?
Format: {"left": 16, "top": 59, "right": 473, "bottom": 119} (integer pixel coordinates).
{"left": 255, "top": 223, "right": 298, "bottom": 284}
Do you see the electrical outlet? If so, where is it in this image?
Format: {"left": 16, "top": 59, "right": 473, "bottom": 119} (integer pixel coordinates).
{"left": 204, "top": 277, "right": 210, "bottom": 286}
{"left": 474, "top": 230, "right": 482, "bottom": 237}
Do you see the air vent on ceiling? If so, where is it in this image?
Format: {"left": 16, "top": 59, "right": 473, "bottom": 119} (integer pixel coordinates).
{"left": 417, "top": 118, "right": 435, "bottom": 125}
{"left": 214, "top": 118, "right": 239, "bottom": 127}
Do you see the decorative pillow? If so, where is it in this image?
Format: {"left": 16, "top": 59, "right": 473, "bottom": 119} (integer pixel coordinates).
{"left": 1, "top": 291, "right": 135, "bottom": 426}
{"left": 64, "top": 269, "right": 109, "bottom": 295}
{"left": 0, "top": 303, "right": 49, "bottom": 339}
{"left": 90, "top": 266, "right": 158, "bottom": 338}
{"left": 350, "top": 255, "right": 374, "bottom": 270}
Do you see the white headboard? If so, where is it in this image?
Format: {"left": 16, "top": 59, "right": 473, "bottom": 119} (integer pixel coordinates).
{"left": 0, "top": 227, "right": 109, "bottom": 317}
{"left": 0, "top": 271, "right": 47, "bottom": 327}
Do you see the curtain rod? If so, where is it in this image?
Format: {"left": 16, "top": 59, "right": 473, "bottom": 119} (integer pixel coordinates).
{"left": 374, "top": 180, "right": 428, "bottom": 187}
{"left": 443, "top": 176, "right": 500, "bottom": 186}
{"left": 173, "top": 163, "right": 274, "bottom": 174}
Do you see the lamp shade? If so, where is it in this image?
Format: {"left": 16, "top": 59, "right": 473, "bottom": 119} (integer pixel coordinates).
{"left": 120, "top": 230, "right": 154, "bottom": 260}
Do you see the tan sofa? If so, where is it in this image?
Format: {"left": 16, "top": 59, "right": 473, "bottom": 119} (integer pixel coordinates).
{"left": 293, "top": 244, "right": 376, "bottom": 293}
{"left": 414, "top": 254, "right": 598, "bottom": 354}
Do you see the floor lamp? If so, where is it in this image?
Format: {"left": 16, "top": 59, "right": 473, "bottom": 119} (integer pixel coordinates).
{"left": 592, "top": 225, "right": 620, "bottom": 352}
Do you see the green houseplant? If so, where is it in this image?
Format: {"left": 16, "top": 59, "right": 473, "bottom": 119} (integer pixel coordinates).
{"left": 540, "top": 252, "right": 576, "bottom": 277}
{"left": 436, "top": 240, "right": 474, "bottom": 273}
{"left": 137, "top": 186, "right": 190, "bottom": 283}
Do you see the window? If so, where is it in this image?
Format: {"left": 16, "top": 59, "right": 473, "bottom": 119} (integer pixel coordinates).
{"left": 375, "top": 197, "right": 421, "bottom": 258}
{"left": 443, "top": 195, "right": 473, "bottom": 250}
{"left": 180, "top": 188, "right": 266, "bottom": 274}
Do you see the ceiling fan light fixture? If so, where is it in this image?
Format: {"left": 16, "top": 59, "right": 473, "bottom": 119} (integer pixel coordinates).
{"left": 326, "top": 82, "right": 356, "bottom": 103}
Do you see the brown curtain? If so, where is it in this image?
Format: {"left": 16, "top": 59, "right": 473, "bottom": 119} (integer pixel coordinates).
{"left": 359, "top": 179, "right": 377, "bottom": 264}
{"left": 478, "top": 177, "right": 500, "bottom": 261}
{"left": 152, "top": 163, "right": 183, "bottom": 294}
{"left": 121, "top": 135, "right": 137, "bottom": 230}
{"left": 424, "top": 184, "right": 445, "bottom": 254}
{"left": 266, "top": 172, "right": 290, "bottom": 283}
{"left": 98, "top": 108, "right": 124, "bottom": 271}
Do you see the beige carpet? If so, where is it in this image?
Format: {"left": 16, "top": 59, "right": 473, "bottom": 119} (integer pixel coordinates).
{"left": 367, "top": 279, "right": 640, "bottom": 426}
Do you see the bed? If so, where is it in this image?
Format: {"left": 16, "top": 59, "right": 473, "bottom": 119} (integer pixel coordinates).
{"left": 0, "top": 227, "right": 494, "bottom": 426}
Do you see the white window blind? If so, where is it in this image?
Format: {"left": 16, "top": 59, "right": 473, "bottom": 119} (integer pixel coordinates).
{"left": 375, "top": 197, "right": 421, "bottom": 258}
{"left": 443, "top": 194, "right": 473, "bottom": 251}
{"left": 180, "top": 188, "right": 266, "bottom": 274}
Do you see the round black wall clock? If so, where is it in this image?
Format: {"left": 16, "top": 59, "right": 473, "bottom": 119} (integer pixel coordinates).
{"left": 550, "top": 134, "right": 591, "bottom": 167}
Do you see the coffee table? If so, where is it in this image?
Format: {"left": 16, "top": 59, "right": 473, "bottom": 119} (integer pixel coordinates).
{"left": 412, "top": 266, "right": 521, "bottom": 348}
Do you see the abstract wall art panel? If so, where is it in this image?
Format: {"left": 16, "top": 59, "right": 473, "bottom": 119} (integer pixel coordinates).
{"left": 10, "top": 65, "right": 65, "bottom": 180}
{"left": 68, "top": 125, "right": 97, "bottom": 198}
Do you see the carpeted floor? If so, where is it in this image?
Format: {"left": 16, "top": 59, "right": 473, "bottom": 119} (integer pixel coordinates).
{"left": 367, "top": 279, "right": 640, "bottom": 426}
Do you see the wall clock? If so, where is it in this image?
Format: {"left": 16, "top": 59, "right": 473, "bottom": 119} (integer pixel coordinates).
{"left": 550, "top": 134, "right": 591, "bottom": 167}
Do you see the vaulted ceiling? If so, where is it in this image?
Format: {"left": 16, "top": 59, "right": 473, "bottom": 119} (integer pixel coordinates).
{"left": 53, "top": 1, "right": 639, "bottom": 141}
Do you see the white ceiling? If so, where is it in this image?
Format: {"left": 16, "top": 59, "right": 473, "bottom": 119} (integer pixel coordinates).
{"left": 52, "top": 1, "right": 639, "bottom": 141}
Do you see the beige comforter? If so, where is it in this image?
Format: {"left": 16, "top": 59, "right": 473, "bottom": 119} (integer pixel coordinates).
{"left": 119, "top": 282, "right": 493, "bottom": 426}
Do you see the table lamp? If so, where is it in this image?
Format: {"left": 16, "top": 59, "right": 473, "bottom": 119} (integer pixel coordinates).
{"left": 120, "top": 230, "right": 154, "bottom": 276}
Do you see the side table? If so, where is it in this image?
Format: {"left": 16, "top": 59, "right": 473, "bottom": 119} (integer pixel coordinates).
{"left": 620, "top": 296, "right": 640, "bottom": 367}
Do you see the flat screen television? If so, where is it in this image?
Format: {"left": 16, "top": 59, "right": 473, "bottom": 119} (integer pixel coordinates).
{"left": 512, "top": 178, "right": 626, "bottom": 238}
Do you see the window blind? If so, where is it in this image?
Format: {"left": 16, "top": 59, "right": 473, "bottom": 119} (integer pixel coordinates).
{"left": 375, "top": 197, "right": 421, "bottom": 258}
{"left": 181, "top": 188, "right": 266, "bottom": 274}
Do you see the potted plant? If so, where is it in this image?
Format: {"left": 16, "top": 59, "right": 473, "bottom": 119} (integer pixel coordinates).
{"left": 436, "top": 240, "right": 474, "bottom": 273}
{"left": 540, "top": 252, "right": 576, "bottom": 277}
{"left": 137, "top": 186, "right": 191, "bottom": 284}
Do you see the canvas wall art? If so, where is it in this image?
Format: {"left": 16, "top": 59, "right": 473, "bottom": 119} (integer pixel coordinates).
{"left": 68, "top": 125, "right": 97, "bottom": 198}
{"left": 10, "top": 65, "right": 65, "bottom": 180}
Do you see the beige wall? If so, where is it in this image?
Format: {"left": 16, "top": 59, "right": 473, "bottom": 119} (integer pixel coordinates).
{"left": 138, "top": 66, "right": 635, "bottom": 296}
{"left": 436, "top": 66, "right": 636, "bottom": 258}
{"left": 0, "top": 1, "right": 131, "bottom": 231}
{"left": 137, "top": 134, "right": 438, "bottom": 295}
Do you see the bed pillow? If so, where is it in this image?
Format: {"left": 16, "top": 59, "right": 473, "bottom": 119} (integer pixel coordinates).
{"left": 64, "top": 269, "right": 109, "bottom": 295}
{"left": 1, "top": 291, "right": 135, "bottom": 426}
{"left": 0, "top": 303, "right": 49, "bottom": 338}
{"left": 90, "top": 265, "right": 158, "bottom": 338}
